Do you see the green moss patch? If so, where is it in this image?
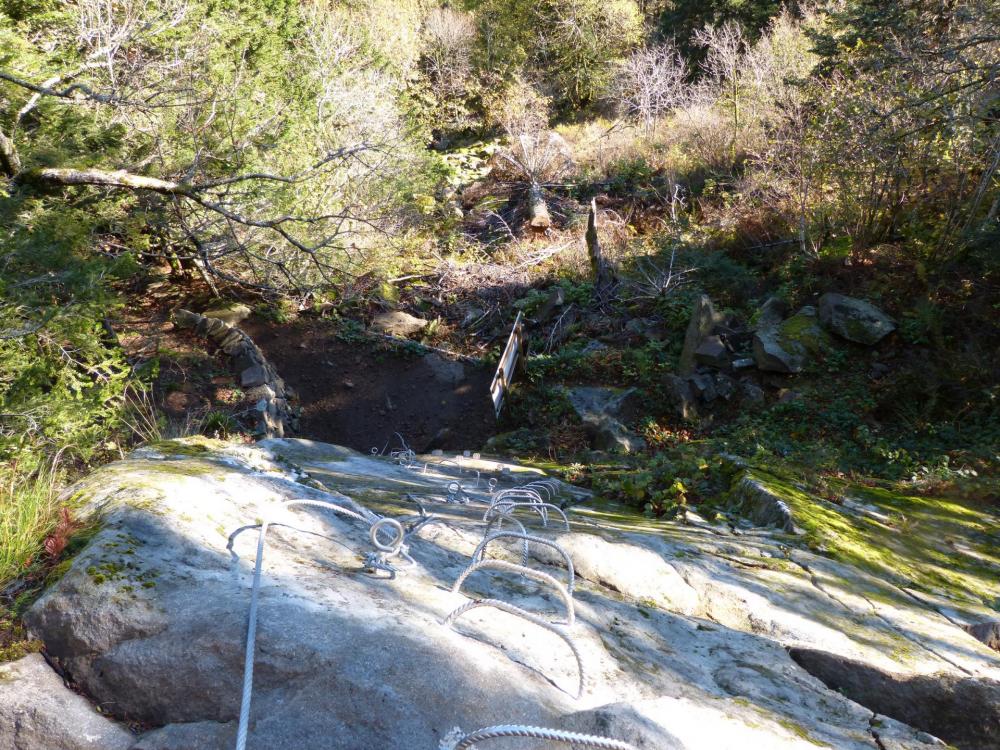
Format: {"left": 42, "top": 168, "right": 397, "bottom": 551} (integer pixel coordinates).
{"left": 742, "top": 470, "right": 1000, "bottom": 610}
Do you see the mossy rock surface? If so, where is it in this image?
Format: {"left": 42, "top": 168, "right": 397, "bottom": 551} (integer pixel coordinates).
{"left": 733, "top": 468, "right": 1000, "bottom": 612}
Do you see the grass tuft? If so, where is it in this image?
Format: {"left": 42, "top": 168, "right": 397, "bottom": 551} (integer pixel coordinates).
{"left": 0, "top": 461, "right": 64, "bottom": 587}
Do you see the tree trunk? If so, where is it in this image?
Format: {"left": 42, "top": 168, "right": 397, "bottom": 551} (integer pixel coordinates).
{"left": 527, "top": 181, "right": 551, "bottom": 229}
{"left": 586, "top": 198, "right": 614, "bottom": 293}
{"left": 18, "top": 167, "right": 192, "bottom": 195}
{"left": 0, "top": 127, "right": 20, "bottom": 178}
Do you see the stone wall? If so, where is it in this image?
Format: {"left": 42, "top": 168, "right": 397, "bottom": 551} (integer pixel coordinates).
{"left": 173, "top": 309, "right": 297, "bottom": 438}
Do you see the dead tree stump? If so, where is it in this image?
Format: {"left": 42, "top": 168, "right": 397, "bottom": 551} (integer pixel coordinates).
{"left": 586, "top": 198, "right": 614, "bottom": 293}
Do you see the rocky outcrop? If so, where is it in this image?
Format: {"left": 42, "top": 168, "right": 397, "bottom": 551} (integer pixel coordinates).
{"left": 790, "top": 648, "right": 1000, "bottom": 750}
{"left": 18, "top": 438, "right": 1000, "bottom": 750}
{"left": 0, "top": 653, "right": 133, "bottom": 750}
{"left": 819, "top": 293, "right": 896, "bottom": 345}
{"left": 173, "top": 309, "right": 295, "bottom": 438}
{"left": 731, "top": 472, "right": 800, "bottom": 534}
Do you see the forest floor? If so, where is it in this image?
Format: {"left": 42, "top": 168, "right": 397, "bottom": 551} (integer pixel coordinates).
{"left": 244, "top": 318, "right": 497, "bottom": 453}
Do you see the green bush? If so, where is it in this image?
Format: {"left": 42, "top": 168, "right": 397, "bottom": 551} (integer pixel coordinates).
{"left": 593, "top": 444, "right": 725, "bottom": 517}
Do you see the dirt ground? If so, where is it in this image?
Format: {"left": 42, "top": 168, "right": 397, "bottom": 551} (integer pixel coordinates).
{"left": 244, "top": 318, "right": 499, "bottom": 453}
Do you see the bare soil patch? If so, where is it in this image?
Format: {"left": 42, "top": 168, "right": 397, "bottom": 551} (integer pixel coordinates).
{"left": 244, "top": 318, "right": 498, "bottom": 453}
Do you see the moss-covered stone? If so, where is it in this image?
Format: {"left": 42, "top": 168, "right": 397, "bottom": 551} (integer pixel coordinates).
{"left": 733, "top": 468, "right": 1000, "bottom": 610}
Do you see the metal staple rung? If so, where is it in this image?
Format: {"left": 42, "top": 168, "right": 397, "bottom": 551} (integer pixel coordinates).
{"left": 442, "top": 724, "right": 637, "bottom": 750}
{"left": 473, "top": 531, "right": 575, "bottom": 595}
{"left": 451, "top": 558, "right": 575, "bottom": 626}
{"left": 441, "top": 598, "right": 586, "bottom": 699}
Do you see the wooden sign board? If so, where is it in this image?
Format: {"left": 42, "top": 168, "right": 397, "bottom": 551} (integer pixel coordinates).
{"left": 490, "top": 311, "right": 525, "bottom": 418}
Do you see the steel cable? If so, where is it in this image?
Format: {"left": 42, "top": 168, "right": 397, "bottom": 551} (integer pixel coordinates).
{"left": 441, "top": 724, "right": 637, "bottom": 750}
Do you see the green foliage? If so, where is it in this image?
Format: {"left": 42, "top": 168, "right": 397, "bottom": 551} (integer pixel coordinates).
{"left": 607, "top": 156, "right": 656, "bottom": 198}
{"left": 594, "top": 443, "right": 725, "bottom": 517}
{"left": 655, "top": 0, "right": 784, "bottom": 60}
{"left": 683, "top": 248, "right": 756, "bottom": 307}
{"left": 0, "top": 191, "right": 132, "bottom": 470}
{"left": 469, "top": 0, "right": 643, "bottom": 108}
{"left": 898, "top": 300, "right": 943, "bottom": 347}
{"left": 526, "top": 339, "right": 671, "bottom": 393}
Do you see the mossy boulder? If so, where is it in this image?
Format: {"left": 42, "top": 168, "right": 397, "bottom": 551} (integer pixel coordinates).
{"left": 819, "top": 293, "right": 896, "bottom": 345}
{"left": 753, "top": 308, "right": 832, "bottom": 373}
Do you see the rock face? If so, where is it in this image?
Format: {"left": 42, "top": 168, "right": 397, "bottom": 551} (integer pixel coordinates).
{"left": 371, "top": 310, "right": 429, "bottom": 338}
{"left": 818, "top": 293, "right": 896, "bottom": 345}
{"left": 20, "top": 438, "right": 1000, "bottom": 750}
{"left": 965, "top": 621, "right": 1000, "bottom": 652}
{"left": 731, "top": 473, "right": 800, "bottom": 533}
{"left": 790, "top": 648, "right": 1000, "bottom": 750}
{"left": 0, "top": 653, "right": 134, "bottom": 750}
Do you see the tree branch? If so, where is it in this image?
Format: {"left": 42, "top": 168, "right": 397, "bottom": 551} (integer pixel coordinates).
{"left": 0, "top": 69, "right": 121, "bottom": 105}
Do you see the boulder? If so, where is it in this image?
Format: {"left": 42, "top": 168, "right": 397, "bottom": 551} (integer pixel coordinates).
{"left": 664, "top": 374, "right": 698, "bottom": 420}
{"left": 172, "top": 309, "right": 201, "bottom": 330}
{"left": 679, "top": 295, "right": 723, "bottom": 376}
{"left": 202, "top": 303, "right": 252, "bottom": 326}
{"left": 757, "top": 296, "right": 790, "bottom": 329}
{"left": 371, "top": 310, "right": 428, "bottom": 338}
{"left": 694, "top": 335, "right": 729, "bottom": 369}
{"left": 753, "top": 308, "right": 832, "bottom": 373}
{"left": 739, "top": 379, "right": 766, "bottom": 405}
{"left": 753, "top": 327, "right": 801, "bottom": 373}
{"left": 219, "top": 329, "right": 244, "bottom": 352}
{"left": 0, "top": 653, "right": 133, "bottom": 750}
{"left": 240, "top": 364, "right": 268, "bottom": 388}
{"left": 624, "top": 317, "right": 668, "bottom": 342}
{"left": 688, "top": 372, "right": 718, "bottom": 402}
{"left": 565, "top": 386, "right": 642, "bottom": 425}
{"left": 818, "top": 293, "right": 896, "bottom": 345}
{"left": 565, "top": 387, "right": 645, "bottom": 454}
{"left": 202, "top": 316, "right": 227, "bottom": 338}
{"left": 713, "top": 372, "right": 736, "bottom": 400}
{"left": 585, "top": 414, "right": 646, "bottom": 454}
